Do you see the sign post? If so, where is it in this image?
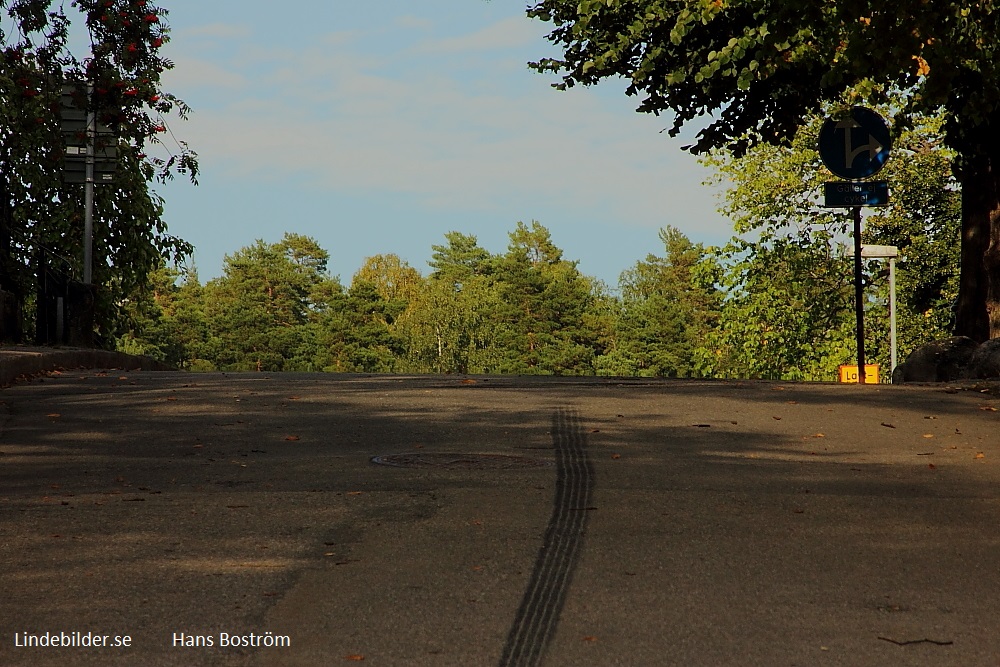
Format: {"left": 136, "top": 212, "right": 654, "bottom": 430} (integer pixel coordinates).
{"left": 851, "top": 207, "right": 866, "bottom": 382}
{"left": 861, "top": 244, "right": 899, "bottom": 374}
{"left": 818, "top": 107, "right": 892, "bottom": 385}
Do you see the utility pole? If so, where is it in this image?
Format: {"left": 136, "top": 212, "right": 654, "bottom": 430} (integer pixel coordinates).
{"left": 84, "top": 82, "right": 95, "bottom": 285}
{"left": 59, "top": 82, "right": 117, "bottom": 346}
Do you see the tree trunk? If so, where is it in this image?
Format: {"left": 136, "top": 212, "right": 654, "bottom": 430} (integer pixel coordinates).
{"left": 989, "top": 204, "right": 1000, "bottom": 341}
{"left": 954, "top": 121, "right": 1000, "bottom": 342}
{"left": 0, "top": 165, "right": 24, "bottom": 343}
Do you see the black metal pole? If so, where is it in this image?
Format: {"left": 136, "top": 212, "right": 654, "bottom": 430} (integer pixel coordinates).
{"left": 853, "top": 206, "right": 866, "bottom": 384}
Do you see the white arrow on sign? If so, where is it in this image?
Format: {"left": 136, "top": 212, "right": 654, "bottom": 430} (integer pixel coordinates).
{"left": 836, "top": 118, "right": 884, "bottom": 168}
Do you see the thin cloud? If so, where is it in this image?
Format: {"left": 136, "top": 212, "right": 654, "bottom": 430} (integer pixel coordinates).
{"left": 413, "top": 16, "right": 542, "bottom": 54}
{"left": 163, "top": 17, "right": 729, "bottom": 235}
{"left": 394, "top": 15, "right": 434, "bottom": 30}
{"left": 176, "top": 22, "right": 253, "bottom": 40}
{"left": 168, "top": 56, "right": 248, "bottom": 91}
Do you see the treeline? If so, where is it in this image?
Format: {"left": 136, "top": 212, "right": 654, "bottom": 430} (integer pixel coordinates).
{"left": 118, "top": 218, "right": 955, "bottom": 380}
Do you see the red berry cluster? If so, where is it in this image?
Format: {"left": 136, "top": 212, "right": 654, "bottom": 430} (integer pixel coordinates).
{"left": 77, "top": 0, "right": 172, "bottom": 137}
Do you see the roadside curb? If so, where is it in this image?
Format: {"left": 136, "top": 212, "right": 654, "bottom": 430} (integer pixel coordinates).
{"left": 0, "top": 347, "right": 175, "bottom": 388}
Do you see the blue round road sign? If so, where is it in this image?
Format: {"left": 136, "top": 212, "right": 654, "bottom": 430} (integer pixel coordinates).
{"left": 818, "top": 107, "right": 891, "bottom": 180}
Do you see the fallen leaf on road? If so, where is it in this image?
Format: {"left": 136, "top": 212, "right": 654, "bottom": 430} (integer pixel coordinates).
{"left": 460, "top": 379, "right": 477, "bottom": 385}
{"left": 772, "top": 416, "right": 782, "bottom": 420}
{"left": 786, "top": 400, "right": 798, "bottom": 405}
{"left": 347, "top": 491, "right": 364, "bottom": 496}
{"left": 46, "top": 413, "right": 60, "bottom": 418}
{"left": 345, "top": 655, "right": 365, "bottom": 661}
{"left": 813, "top": 433, "right": 826, "bottom": 438}
{"left": 980, "top": 406, "right": 998, "bottom": 411}
{"left": 975, "top": 453, "right": 985, "bottom": 459}
{"left": 924, "top": 416, "right": 938, "bottom": 420}
{"left": 923, "top": 434, "right": 934, "bottom": 438}
{"left": 166, "top": 397, "right": 177, "bottom": 401}
{"left": 611, "top": 454, "right": 621, "bottom": 460}
{"left": 590, "top": 428, "right": 601, "bottom": 433}
{"left": 582, "top": 636, "right": 598, "bottom": 643}
{"left": 284, "top": 435, "right": 300, "bottom": 441}
{"left": 880, "top": 422, "right": 895, "bottom": 428}
{"left": 928, "top": 464, "right": 937, "bottom": 469}
{"left": 288, "top": 396, "right": 301, "bottom": 400}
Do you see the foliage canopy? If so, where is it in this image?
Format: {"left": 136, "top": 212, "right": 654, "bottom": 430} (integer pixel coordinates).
{"left": 527, "top": 0, "right": 1000, "bottom": 340}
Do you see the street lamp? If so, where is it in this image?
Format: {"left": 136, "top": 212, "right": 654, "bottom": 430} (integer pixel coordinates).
{"left": 860, "top": 244, "right": 899, "bottom": 375}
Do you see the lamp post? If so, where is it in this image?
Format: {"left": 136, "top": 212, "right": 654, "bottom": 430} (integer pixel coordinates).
{"left": 860, "top": 244, "right": 899, "bottom": 375}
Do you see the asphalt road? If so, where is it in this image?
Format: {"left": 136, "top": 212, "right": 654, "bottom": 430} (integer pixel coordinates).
{"left": 1, "top": 371, "right": 999, "bottom": 666}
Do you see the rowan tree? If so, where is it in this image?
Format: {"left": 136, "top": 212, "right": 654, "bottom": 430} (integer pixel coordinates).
{"left": 0, "top": 0, "right": 197, "bottom": 343}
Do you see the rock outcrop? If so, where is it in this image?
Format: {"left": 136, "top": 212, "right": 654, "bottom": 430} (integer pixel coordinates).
{"left": 966, "top": 338, "right": 1000, "bottom": 380}
{"left": 891, "top": 336, "right": 981, "bottom": 383}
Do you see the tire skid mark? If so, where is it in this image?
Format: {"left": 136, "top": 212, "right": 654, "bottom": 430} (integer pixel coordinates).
{"left": 499, "top": 407, "right": 593, "bottom": 667}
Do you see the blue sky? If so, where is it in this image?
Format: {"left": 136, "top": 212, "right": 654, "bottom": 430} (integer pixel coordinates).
{"left": 150, "top": 0, "right": 732, "bottom": 288}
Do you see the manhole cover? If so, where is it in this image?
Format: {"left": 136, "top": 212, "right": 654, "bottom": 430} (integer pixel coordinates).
{"left": 371, "top": 453, "right": 552, "bottom": 470}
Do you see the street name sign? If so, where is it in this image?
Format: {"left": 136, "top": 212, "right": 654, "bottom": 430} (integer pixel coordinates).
{"left": 860, "top": 244, "right": 899, "bottom": 259}
{"left": 819, "top": 107, "right": 891, "bottom": 180}
{"left": 823, "top": 181, "right": 889, "bottom": 207}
